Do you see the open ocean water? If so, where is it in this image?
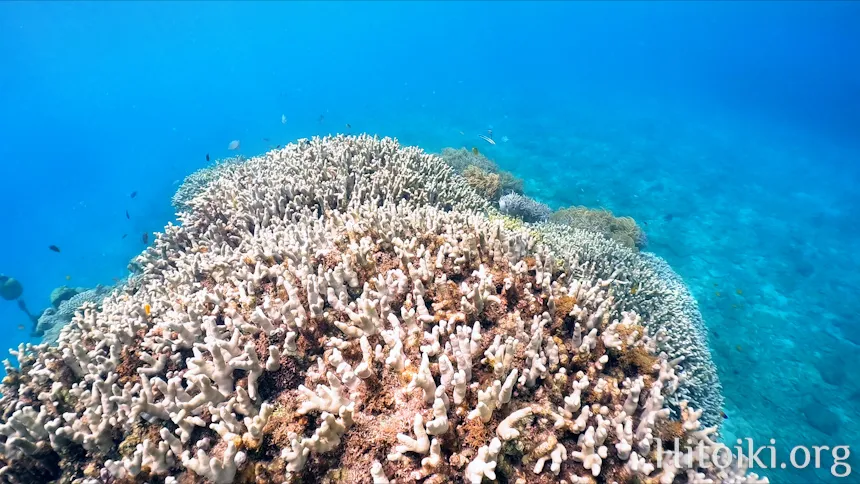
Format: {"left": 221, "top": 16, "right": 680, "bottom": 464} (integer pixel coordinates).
{"left": 0, "top": 2, "right": 858, "bottom": 483}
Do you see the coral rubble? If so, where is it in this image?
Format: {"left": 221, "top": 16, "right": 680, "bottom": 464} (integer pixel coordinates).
{"left": 0, "top": 135, "right": 746, "bottom": 483}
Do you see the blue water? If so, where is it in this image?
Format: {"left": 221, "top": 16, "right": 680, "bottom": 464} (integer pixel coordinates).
{"left": 1, "top": 2, "right": 858, "bottom": 482}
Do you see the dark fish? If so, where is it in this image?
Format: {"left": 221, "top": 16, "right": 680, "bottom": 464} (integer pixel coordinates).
{"left": 262, "top": 137, "right": 270, "bottom": 142}
{"left": 130, "top": 191, "right": 137, "bottom": 198}
{"left": 276, "top": 145, "right": 281, "bottom": 149}
{"left": 721, "top": 410, "right": 728, "bottom": 420}
{"left": 472, "top": 147, "right": 479, "bottom": 155}
{"left": 643, "top": 221, "right": 648, "bottom": 226}
{"left": 206, "top": 153, "right": 210, "bottom": 162}
{"left": 126, "top": 210, "right": 130, "bottom": 219}
{"left": 48, "top": 245, "right": 60, "bottom": 253}
{"left": 345, "top": 123, "right": 351, "bottom": 129}
{"left": 122, "top": 234, "right": 128, "bottom": 239}
{"left": 664, "top": 213, "right": 674, "bottom": 222}
{"left": 142, "top": 233, "right": 149, "bottom": 244}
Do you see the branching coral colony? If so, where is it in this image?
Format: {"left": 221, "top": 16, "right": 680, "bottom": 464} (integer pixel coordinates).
{"left": 0, "top": 135, "right": 763, "bottom": 483}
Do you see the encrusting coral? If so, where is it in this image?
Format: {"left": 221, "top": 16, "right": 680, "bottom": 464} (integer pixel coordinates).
{"left": 0, "top": 135, "right": 748, "bottom": 483}
{"left": 550, "top": 206, "right": 647, "bottom": 250}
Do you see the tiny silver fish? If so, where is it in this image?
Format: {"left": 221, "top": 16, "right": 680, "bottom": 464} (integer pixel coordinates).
{"left": 228, "top": 140, "right": 240, "bottom": 150}
{"left": 281, "top": 114, "right": 287, "bottom": 124}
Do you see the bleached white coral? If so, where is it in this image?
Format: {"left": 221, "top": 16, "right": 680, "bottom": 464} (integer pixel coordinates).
{"left": 0, "top": 135, "right": 745, "bottom": 484}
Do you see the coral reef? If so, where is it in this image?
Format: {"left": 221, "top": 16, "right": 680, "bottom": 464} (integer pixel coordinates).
{"left": 35, "top": 285, "right": 114, "bottom": 345}
{"left": 439, "top": 147, "right": 523, "bottom": 199}
{"left": 49, "top": 286, "right": 82, "bottom": 309}
{"left": 461, "top": 166, "right": 502, "bottom": 201}
{"left": 171, "top": 155, "right": 248, "bottom": 213}
{"left": 537, "top": 224, "right": 724, "bottom": 428}
{"left": 550, "top": 206, "right": 647, "bottom": 250}
{"left": 499, "top": 193, "right": 552, "bottom": 223}
{"left": 0, "top": 136, "right": 742, "bottom": 483}
{"left": 439, "top": 147, "right": 498, "bottom": 174}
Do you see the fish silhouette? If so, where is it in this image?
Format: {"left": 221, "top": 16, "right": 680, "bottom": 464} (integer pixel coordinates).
{"left": 142, "top": 233, "right": 149, "bottom": 244}
{"left": 122, "top": 234, "right": 128, "bottom": 239}
{"left": 48, "top": 245, "right": 60, "bottom": 253}
{"left": 130, "top": 191, "right": 137, "bottom": 198}
{"left": 126, "top": 210, "right": 130, "bottom": 219}
{"left": 206, "top": 153, "right": 210, "bottom": 162}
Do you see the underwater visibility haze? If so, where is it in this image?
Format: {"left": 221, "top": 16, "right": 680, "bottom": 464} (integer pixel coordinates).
{"left": 0, "top": 1, "right": 858, "bottom": 483}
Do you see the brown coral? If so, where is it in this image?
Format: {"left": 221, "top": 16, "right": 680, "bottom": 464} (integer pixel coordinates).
{"left": 550, "top": 206, "right": 646, "bottom": 249}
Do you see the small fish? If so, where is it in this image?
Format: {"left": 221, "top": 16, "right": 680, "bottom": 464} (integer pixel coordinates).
{"left": 144, "top": 304, "right": 151, "bottom": 317}
{"left": 630, "top": 284, "right": 639, "bottom": 295}
{"left": 735, "top": 345, "right": 742, "bottom": 352}
{"left": 49, "top": 245, "right": 61, "bottom": 253}
{"left": 65, "top": 275, "right": 71, "bottom": 281}
{"left": 643, "top": 221, "right": 649, "bottom": 226}
{"left": 130, "top": 191, "right": 137, "bottom": 198}
{"left": 142, "top": 232, "right": 149, "bottom": 244}
{"left": 715, "top": 291, "right": 721, "bottom": 297}
{"left": 122, "top": 234, "right": 128, "bottom": 239}
{"left": 472, "top": 147, "right": 480, "bottom": 156}
{"left": 736, "top": 289, "right": 743, "bottom": 295}
{"left": 318, "top": 115, "right": 325, "bottom": 123}
{"left": 126, "top": 210, "right": 130, "bottom": 219}
{"left": 262, "top": 137, "right": 270, "bottom": 142}
{"left": 228, "top": 140, "right": 240, "bottom": 150}
{"left": 206, "top": 153, "right": 210, "bottom": 162}
{"left": 16, "top": 324, "right": 25, "bottom": 331}
{"left": 501, "top": 136, "right": 509, "bottom": 143}
{"left": 664, "top": 213, "right": 674, "bottom": 222}
{"left": 276, "top": 144, "right": 281, "bottom": 149}
{"left": 345, "top": 123, "right": 351, "bottom": 129}
{"left": 720, "top": 411, "right": 728, "bottom": 420}
{"left": 477, "top": 134, "right": 496, "bottom": 145}
{"left": 281, "top": 114, "right": 287, "bottom": 124}
{"left": 711, "top": 330, "right": 720, "bottom": 338}
{"left": 459, "top": 131, "right": 465, "bottom": 135}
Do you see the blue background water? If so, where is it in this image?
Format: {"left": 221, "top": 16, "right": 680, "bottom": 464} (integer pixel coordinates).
{"left": 0, "top": 1, "right": 858, "bottom": 482}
